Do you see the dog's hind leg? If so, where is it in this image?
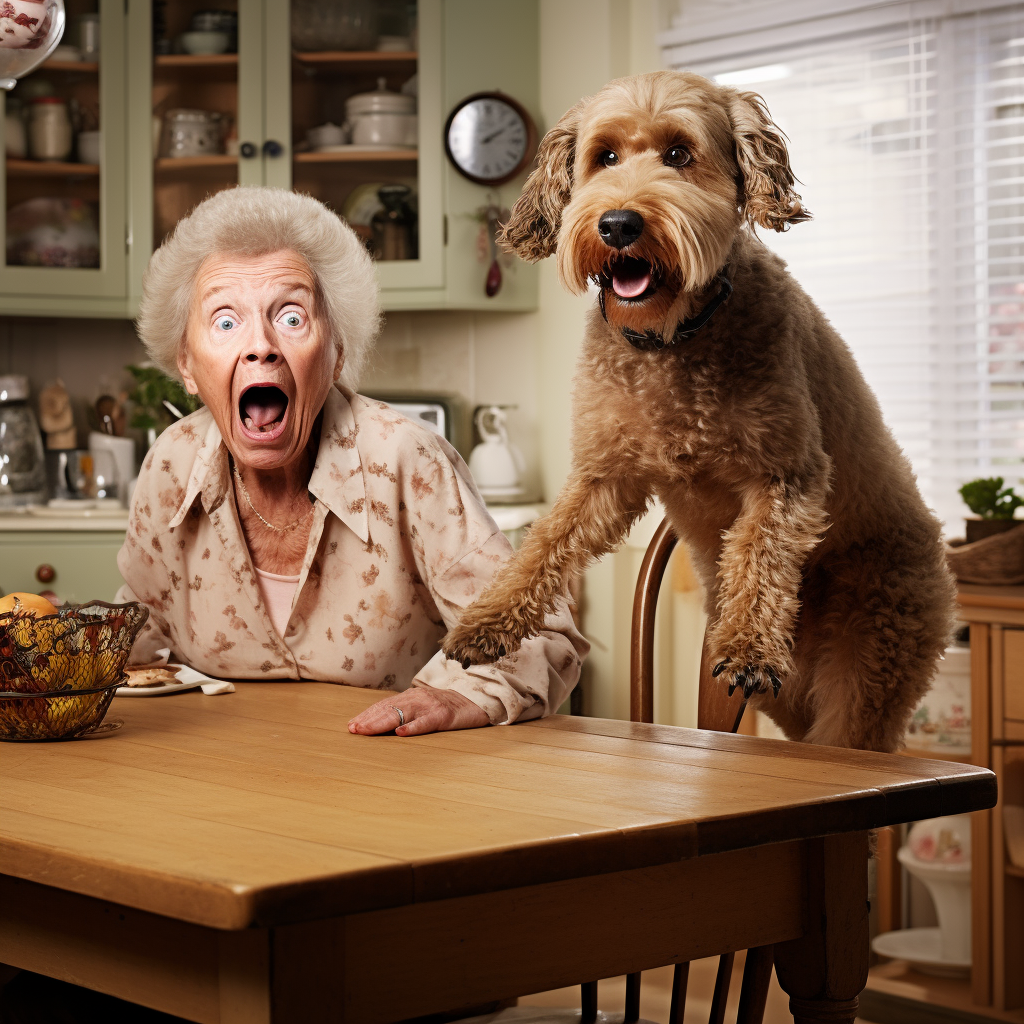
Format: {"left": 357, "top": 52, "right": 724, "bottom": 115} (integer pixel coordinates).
{"left": 442, "top": 474, "right": 650, "bottom": 665}
{"left": 705, "top": 474, "right": 829, "bottom": 700}
{"left": 798, "top": 555, "right": 955, "bottom": 751}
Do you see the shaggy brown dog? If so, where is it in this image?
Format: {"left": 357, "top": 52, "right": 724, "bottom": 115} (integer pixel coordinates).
{"left": 442, "top": 71, "right": 956, "bottom": 752}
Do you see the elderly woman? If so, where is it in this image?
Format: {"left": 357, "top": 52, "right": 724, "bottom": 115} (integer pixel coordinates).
{"left": 115, "top": 186, "right": 585, "bottom": 735}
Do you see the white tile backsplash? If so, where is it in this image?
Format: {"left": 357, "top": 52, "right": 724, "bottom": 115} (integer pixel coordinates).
{"left": 364, "top": 310, "right": 542, "bottom": 500}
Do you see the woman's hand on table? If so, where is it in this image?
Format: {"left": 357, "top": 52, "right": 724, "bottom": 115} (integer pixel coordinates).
{"left": 347, "top": 687, "right": 490, "bottom": 736}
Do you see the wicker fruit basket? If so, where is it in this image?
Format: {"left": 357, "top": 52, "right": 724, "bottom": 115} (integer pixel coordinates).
{"left": 945, "top": 523, "right": 1024, "bottom": 585}
{"left": 0, "top": 601, "right": 148, "bottom": 742}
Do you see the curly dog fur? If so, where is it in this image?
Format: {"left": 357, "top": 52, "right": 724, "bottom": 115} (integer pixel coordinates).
{"left": 442, "top": 71, "right": 957, "bottom": 752}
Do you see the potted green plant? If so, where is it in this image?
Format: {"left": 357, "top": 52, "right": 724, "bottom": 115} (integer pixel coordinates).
{"left": 125, "top": 364, "right": 201, "bottom": 449}
{"left": 958, "top": 476, "right": 1024, "bottom": 543}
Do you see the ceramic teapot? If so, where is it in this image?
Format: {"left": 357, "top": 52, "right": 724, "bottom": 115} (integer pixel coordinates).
{"left": 0, "top": 1, "right": 66, "bottom": 91}
{"left": 468, "top": 406, "right": 525, "bottom": 501}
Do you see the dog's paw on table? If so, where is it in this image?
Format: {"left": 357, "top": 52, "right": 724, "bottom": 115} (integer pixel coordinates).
{"left": 712, "top": 658, "right": 783, "bottom": 699}
{"left": 442, "top": 619, "right": 518, "bottom": 668}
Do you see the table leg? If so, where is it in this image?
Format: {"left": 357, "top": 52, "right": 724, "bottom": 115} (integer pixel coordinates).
{"left": 773, "top": 833, "right": 869, "bottom": 1024}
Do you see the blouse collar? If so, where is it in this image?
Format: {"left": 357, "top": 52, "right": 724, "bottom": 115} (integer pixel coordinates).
{"left": 167, "top": 384, "right": 370, "bottom": 544}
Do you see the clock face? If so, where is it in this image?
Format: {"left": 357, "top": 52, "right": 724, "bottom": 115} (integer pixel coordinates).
{"left": 445, "top": 94, "right": 535, "bottom": 185}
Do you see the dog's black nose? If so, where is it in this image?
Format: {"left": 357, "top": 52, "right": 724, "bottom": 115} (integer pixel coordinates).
{"left": 598, "top": 209, "right": 644, "bottom": 249}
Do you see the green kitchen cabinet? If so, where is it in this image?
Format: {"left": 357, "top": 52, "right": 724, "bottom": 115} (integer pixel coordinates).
{"left": 0, "top": 0, "right": 538, "bottom": 317}
{"left": 0, "top": 0, "right": 129, "bottom": 318}
{"left": 0, "top": 528, "right": 126, "bottom": 604}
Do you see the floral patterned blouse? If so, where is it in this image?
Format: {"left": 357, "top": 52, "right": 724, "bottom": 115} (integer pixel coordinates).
{"left": 115, "top": 385, "right": 586, "bottom": 724}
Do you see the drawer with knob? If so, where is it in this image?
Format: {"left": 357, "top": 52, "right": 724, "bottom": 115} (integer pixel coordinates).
{"left": 0, "top": 530, "right": 126, "bottom": 603}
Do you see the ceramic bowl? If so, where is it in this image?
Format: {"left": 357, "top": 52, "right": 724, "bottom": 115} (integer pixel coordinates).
{"left": 906, "top": 815, "right": 972, "bottom": 864}
{"left": 179, "top": 30, "right": 230, "bottom": 55}
{"left": 0, "top": 0, "right": 59, "bottom": 50}
{"left": 306, "top": 121, "right": 347, "bottom": 150}
{"left": 350, "top": 111, "right": 417, "bottom": 147}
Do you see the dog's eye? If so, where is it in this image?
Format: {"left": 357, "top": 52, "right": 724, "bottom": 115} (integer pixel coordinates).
{"left": 664, "top": 145, "right": 692, "bottom": 167}
{"left": 599, "top": 150, "right": 619, "bottom": 167}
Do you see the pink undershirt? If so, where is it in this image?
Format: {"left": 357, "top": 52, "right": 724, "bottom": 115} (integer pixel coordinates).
{"left": 254, "top": 568, "right": 300, "bottom": 639}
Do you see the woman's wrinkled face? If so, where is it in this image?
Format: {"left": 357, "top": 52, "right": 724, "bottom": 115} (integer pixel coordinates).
{"left": 178, "top": 250, "right": 340, "bottom": 472}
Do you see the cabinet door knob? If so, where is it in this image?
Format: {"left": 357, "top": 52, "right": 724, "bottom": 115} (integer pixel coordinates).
{"left": 239, "top": 142, "right": 257, "bottom": 159}
{"left": 36, "top": 564, "right": 55, "bottom": 583}
{"left": 262, "top": 139, "right": 284, "bottom": 158}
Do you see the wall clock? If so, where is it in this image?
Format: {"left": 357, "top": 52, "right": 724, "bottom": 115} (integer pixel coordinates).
{"left": 444, "top": 92, "right": 538, "bottom": 186}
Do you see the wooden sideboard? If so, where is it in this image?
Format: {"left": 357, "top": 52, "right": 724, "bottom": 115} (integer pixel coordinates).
{"left": 954, "top": 585, "right": 1024, "bottom": 1011}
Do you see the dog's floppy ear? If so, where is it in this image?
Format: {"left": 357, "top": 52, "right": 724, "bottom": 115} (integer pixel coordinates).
{"left": 500, "top": 101, "right": 583, "bottom": 261}
{"left": 727, "top": 90, "right": 810, "bottom": 231}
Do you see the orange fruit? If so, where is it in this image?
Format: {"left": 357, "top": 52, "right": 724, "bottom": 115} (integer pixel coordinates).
{"left": 0, "top": 592, "right": 58, "bottom": 617}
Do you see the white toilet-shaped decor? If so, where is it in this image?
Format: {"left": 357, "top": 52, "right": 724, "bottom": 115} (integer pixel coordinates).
{"left": 872, "top": 814, "right": 972, "bottom": 975}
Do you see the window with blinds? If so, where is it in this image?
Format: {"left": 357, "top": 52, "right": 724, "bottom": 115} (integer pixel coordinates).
{"left": 669, "top": 4, "right": 1024, "bottom": 531}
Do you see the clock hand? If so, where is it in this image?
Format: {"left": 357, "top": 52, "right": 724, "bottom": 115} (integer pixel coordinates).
{"left": 481, "top": 126, "right": 508, "bottom": 144}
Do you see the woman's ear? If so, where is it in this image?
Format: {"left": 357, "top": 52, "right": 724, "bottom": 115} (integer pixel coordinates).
{"left": 499, "top": 100, "right": 584, "bottom": 261}
{"left": 177, "top": 345, "right": 199, "bottom": 396}
{"left": 727, "top": 89, "right": 810, "bottom": 232}
{"left": 333, "top": 346, "right": 345, "bottom": 382}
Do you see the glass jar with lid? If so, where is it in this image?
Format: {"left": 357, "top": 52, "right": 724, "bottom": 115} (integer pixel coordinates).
{"left": 0, "top": 376, "right": 47, "bottom": 507}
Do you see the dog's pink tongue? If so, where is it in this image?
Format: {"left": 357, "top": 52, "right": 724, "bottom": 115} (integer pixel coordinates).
{"left": 612, "top": 269, "right": 651, "bottom": 299}
{"left": 242, "top": 392, "right": 286, "bottom": 429}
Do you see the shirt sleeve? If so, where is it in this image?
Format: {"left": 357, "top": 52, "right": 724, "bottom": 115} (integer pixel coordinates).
{"left": 114, "top": 579, "right": 176, "bottom": 665}
{"left": 114, "top": 446, "right": 182, "bottom": 666}
{"left": 407, "top": 439, "right": 588, "bottom": 725}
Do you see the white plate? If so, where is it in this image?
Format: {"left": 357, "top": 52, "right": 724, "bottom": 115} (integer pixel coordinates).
{"left": 116, "top": 664, "right": 198, "bottom": 698}
{"left": 871, "top": 927, "right": 970, "bottom": 977}
{"left": 115, "top": 678, "right": 203, "bottom": 697}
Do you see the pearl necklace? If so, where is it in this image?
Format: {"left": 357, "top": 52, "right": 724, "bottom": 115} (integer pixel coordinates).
{"left": 233, "top": 467, "right": 314, "bottom": 533}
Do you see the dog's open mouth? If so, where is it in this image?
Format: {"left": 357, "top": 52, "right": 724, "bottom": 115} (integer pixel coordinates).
{"left": 604, "top": 256, "right": 659, "bottom": 301}
{"left": 239, "top": 384, "right": 289, "bottom": 438}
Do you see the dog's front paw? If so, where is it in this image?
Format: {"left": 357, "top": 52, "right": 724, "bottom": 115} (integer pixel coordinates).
{"left": 442, "top": 615, "right": 521, "bottom": 668}
{"left": 711, "top": 657, "right": 783, "bottom": 699}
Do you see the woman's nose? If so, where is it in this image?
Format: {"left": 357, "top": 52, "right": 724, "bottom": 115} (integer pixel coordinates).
{"left": 245, "top": 324, "right": 279, "bottom": 363}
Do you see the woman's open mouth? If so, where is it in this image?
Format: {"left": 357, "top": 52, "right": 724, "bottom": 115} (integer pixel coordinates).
{"left": 238, "top": 384, "right": 289, "bottom": 441}
{"left": 602, "top": 255, "right": 660, "bottom": 302}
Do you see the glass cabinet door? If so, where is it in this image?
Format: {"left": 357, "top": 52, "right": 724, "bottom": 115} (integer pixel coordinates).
{"left": 1, "top": 0, "right": 126, "bottom": 300}
{"left": 149, "top": 0, "right": 263, "bottom": 245}
{"left": 127, "top": 0, "right": 262, "bottom": 301}
{"left": 264, "top": 0, "right": 444, "bottom": 292}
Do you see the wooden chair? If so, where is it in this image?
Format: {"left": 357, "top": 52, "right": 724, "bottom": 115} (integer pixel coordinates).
{"left": 465, "top": 519, "right": 773, "bottom": 1024}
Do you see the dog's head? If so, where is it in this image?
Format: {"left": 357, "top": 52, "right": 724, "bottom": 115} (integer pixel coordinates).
{"left": 501, "top": 71, "right": 809, "bottom": 333}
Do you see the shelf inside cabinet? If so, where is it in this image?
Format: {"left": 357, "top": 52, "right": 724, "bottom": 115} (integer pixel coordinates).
{"left": 294, "top": 150, "right": 418, "bottom": 164}
{"left": 155, "top": 53, "right": 238, "bottom": 70}
{"left": 6, "top": 159, "right": 99, "bottom": 177}
{"left": 154, "top": 155, "right": 238, "bottom": 173}
{"left": 40, "top": 60, "right": 99, "bottom": 74}
{"left": 292, "top": 50, "right": 417, "bottom": 74}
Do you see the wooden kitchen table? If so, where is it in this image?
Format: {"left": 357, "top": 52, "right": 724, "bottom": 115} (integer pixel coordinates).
{"left": 0, "top": 683, "right": 997, "bottom": 1024}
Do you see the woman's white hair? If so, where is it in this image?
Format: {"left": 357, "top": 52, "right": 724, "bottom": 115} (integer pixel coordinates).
{"left": 136, "top": 186, "right": 381, "bottom": 390}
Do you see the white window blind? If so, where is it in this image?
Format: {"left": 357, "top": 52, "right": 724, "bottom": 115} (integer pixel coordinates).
{"left": 667, "top": 3, "right": 1024, "bottom": 531}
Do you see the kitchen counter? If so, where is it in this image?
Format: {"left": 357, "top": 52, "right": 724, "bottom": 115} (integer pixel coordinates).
{"left": 0, "top": 509, "right": 129, "bottom": 532}
{"left": 0, "top": 504, "right": 541, "bottom": 535}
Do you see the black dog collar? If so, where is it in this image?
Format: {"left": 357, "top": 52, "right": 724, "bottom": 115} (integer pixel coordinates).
{"left": 602, "top": 272, "right": 733, "bottom": 352}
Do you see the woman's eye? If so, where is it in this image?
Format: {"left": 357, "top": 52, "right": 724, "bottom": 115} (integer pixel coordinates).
{"left": 215, "top": 316, "right": 237, "bottom": 331}
{"left": 599, "top": 150, "right": 619, "bottom": 167}
{"left": 664, "top": 145, "right": 692, "bottom": 167}
{"left": 279, "top": 310, "right": 304, "bottom": 328}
